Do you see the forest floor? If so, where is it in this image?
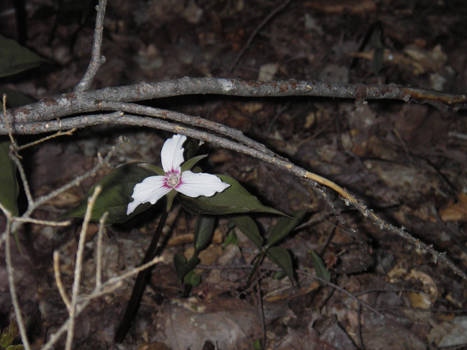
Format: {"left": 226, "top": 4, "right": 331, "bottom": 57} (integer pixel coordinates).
{"left": 0, "top": 0, "right": 466, "bottom": 349}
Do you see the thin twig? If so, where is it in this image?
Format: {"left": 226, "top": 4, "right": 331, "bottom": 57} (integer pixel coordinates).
{"left": 33, "top": 149, "right": 112, "bottom": 209}
{"left": 65, "top": 185, "right": 101, "bottom": 350}
{"left": 0, "top": 201, "right": 12, "bottom": 218}
{"left": 88, "top": 255, "right": 165, "bottom": 298}
{"left": 41, "top": 254, "right": 164, "bottom": 350}
{"left": 17, "top": 128, "right": 76, "bottom": 151}
{"left": 448, "top": 131, "right": 467, "bottom": 141}
{"left": 358, "top": 303, "right": 366, "bottom": 350}
{"left": 13, "top": 217, "right": 71, "bottom": 226}
{"left": 95, "top": 211, "right": 108, "bottom": 289}
{"left": 41, "top": 298, "right": 92, "bottom": 350}
{"left": 8, "top": 149, "right": 112, "bottom": 239}
{"left": 74, "top": 0, "right": 107, "bottom": 92}
{"left": 197, "top": 263, "right": 383, "bottom": 317}
{"left": 4, "top": 216, "right": 32, "bottom": 350}
{"left": 2, "top": 95, "right": 15, "bottom": 145}
{"left": 10, "top": 153, "right": 34, "bottom": 207}
{"left": 301, "top": 272, "right": 382, "bottom": 317}
{"left": 2, "top": 95, "right": 34, "bottom": 207}
{"left": 256, "top": 279, "right": 267, "bottom": 348}
{"left": 54, "top": 251, "right": 71, "bottom": 311}
{"left": 230, "top": 0, "right": 291, "bottom": 72}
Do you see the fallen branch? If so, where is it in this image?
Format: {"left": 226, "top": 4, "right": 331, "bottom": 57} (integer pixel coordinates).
{"left": 3, "top": 112, "right": 465, "bottom": 280}
{"left": 2, "top": 77, "right": 466, "bottom": 126}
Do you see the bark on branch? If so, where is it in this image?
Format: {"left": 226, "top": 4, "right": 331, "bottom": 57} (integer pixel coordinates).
{"left": 2, "top": 77, "right": 466, "bottom": 128}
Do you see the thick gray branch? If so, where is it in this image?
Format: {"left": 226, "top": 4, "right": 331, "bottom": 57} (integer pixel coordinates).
{"left": 3, "top": 77, "right": 466, "bottom": 126}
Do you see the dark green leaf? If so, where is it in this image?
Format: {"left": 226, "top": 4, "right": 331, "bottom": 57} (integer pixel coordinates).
{"left": 174, "top": 253, "right": 200, "bottom": 283}
{"left": 183, "top": 270, "right": 201, "bottom": 287}
{"left": 272, "top": 271, "right": 286, "bottom": 280}
{"left": 182, "top": 137, "right": 202, "bottom": 160}
{"left": 266, "top": 246, "right": 295, "bottom": 283}
{"left": 223, "top": 230, "right": 238, "bottom": 247}
{"left": 6, "top": 345, "right": 24, "bottom": 350}
{"left": 194, "top": 215, "right": 216, "bottom": 252}
{"left": 266, "top": 210, "right": 306, "bottom": 248}
{"left": 0, "top": 321, "right": 19, "bottom": 348}
{"left": 0, "top": 35, "right": 44, "bottom": 77}
{"left": 174, "top": 253, "right": 187, "bottom": 282}
{"left": 0, "top": 141, "right": 18, "bottom": 215}
{"left": 230, "top": 215, "right": 263, "bottom": 248}
{"left": 181, "top": 154, "right": 207, "bottom": 172}
{"left": 310, "top": 250, "right": 331, "bottom": 282}
{"left": 137, "top": 163, "right": 164, "bottom": 175}
{"left": 253, "top": 339, "right": 263, "bottom": 350}
{"left": 179, "top": 175, "right": 284, "bottom": 215}
{"left": 0, "top": 88, "right": 35, "bottom": 107}
{"left": 65, "top": 164, "right": 157, "bottom": 223}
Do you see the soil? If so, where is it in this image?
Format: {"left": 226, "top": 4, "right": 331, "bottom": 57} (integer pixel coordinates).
{"left": 0, "top": 0, "right": 466, "bottom": 349}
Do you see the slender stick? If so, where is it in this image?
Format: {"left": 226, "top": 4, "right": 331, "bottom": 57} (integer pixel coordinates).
{"left": 42, "top": 254, "right": 164, "bottom": 350}
{"left": 17, "top": 128, "right": 76, "bottom": 151}
{"left": 13, "top": 217, "right": 71, "bottom": 226}
{"left": 95, "top": 212, "right": 108, "bottom": 289}
{"left": 114, "top": 210, "right": 169, "bottom": 343}
{"left": 230, "top": 0, "right": 291, "bottom": 72}
{"left": 74, "top": 0, "right": 107, "bottom": 92}
{"left": 65, "top": 186, "right": 101, "bottom": 350}
{"left": 4, "top": 217, "right": 32, "bottom": 350}
{"left": 54, "top": 251, "right": 71, "bottom": 311}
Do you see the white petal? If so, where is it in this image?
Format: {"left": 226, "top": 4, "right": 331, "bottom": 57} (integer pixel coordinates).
{"left": 161, "top": 134, "right": 186, "bottom": 172}
{"left": 177, "top": 171, "right": 230, "bottom": 198}
{"left": 126, "top": 176, "right": 171, "bottom": 215}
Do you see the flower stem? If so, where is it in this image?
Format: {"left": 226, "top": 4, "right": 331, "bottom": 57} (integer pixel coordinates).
{"left": 114, "top": 210, "right": 169, "bottom": 343}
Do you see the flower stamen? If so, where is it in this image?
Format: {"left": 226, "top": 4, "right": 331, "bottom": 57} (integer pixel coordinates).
{"left": 164, "top": 170, "right": 181, "bottom": 189}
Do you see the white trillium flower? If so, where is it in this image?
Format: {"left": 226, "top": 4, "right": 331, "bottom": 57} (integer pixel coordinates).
{"left": 127, "top": 134, "right": 230, "bottom": 215}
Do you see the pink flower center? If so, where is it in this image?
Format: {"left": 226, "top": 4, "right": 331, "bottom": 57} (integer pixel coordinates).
{"left": 164, "top": 169, "right": 181, "bottom": 189}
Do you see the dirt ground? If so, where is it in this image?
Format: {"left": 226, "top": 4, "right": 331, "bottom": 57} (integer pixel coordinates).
{"left": 0, "top": 0, "right": 466, "bottom": 349}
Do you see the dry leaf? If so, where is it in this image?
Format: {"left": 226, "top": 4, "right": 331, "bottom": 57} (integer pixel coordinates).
{"left": 439, "top": 193, "right": 467, "bottom": 222}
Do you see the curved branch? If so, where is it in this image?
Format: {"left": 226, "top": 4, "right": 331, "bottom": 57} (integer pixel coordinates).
{"left": 5, "top": 113, "right": 466, "bottom": 280}
{"left": 74, "top": 0, "right": 107, "bottom": 92}
{"left": 4, "top": 77, "right": 466, "bottom": 124}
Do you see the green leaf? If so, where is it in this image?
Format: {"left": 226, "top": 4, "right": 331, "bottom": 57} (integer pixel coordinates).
{"left": 182, "top": 137, "right": 202, "bottom": 160}
{"left": 266, "top": 210, "right": 306, "bottom": 248}
{"left": 137, "top": 163, "right": 164, "bottom": 175}
{"left": 0, "top": 35, "right": 44, "bottom": 78}
{"left": 65, "top": 164, "right": 157, "bottom": 223}
{"left": 194, "top": 215, "right": 216, "bottom": 252}
{"left": 253, "top": 339, "right": 263, "bottom": 350}
{"left": 230, "top": 215, "right": 263, "bottom": 248}
{"left": 310, "top": 250, "right": 330, "bottom": 282}
{"left": 179, "top": 175, "right": 284, "bottom": 215}
{"left": 6, "top": 345, "right": 24, "bottom": 350}
{"left": 183, "top": 270, "right": 201, "bottom": 287}
{"left": 181, "top": 154, "right": 208, "bottom": 172}
{"left": 272, "top": 271, "right": 286, "bottom": 280}
{"left": 174, "top": 253, "right": 188, "bottom": 282}
{"left": 266, "top": 246, "right": 295, "bottom": 283}
{"left": 0, "top": 321, "right": 19, "bottom": 348}
{"left": 223, "top": 230, "right": 238, "bottom": 247}
{"left": 0, "top": 141, "right": 18, "bottom": 215}
{"left": 0, "top": 88, "right": 35, "bottom": 107}
{"left": 174, "top": 253, "right": 200, "bottom": 283}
